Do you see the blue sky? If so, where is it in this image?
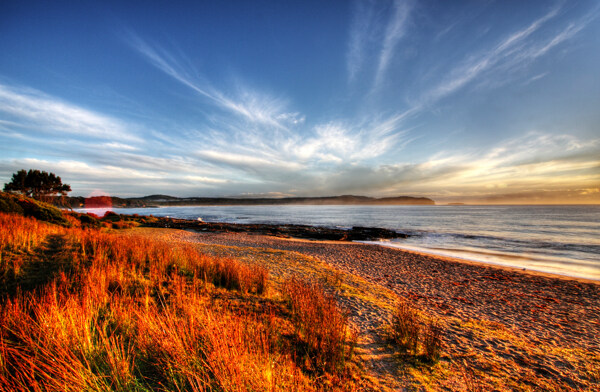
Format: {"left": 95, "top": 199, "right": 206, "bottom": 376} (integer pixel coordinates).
{"left": 1, "top": 0, "right": 599, "bottom": 203}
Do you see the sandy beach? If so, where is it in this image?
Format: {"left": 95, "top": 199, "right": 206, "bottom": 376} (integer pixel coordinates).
{"left": 161, "top": 229, "right": 600, "bottom": 390}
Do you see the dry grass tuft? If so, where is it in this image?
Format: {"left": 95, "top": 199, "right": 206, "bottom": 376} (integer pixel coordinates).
{"left": 422, "top": 320, "right": 442, "bottom": 363}
{"left": 283, "top": 277, "right": 356, "bottom": 375}
{"left": 391, "top": 301, "right": 442, "bottom": 363}
{"left": 391, "top": 301, "right": 421, "bottom": 355}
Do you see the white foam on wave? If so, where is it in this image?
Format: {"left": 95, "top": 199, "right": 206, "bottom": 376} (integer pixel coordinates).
{"left": 358, "top": 240, "right": 600, "bottom": 281}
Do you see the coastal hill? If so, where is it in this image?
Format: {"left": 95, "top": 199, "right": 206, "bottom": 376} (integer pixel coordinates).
{"left": 65, "top": 194, "right": 435, "bottom": 208}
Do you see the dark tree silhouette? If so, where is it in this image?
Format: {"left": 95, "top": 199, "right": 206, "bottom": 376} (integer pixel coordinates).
{"left": 3, "top": 169, "right": 71, "bottom": 202}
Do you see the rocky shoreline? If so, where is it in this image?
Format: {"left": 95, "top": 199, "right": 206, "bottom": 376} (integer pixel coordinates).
{"left": 145, "top": 217, "right": 406, "bottom": 241}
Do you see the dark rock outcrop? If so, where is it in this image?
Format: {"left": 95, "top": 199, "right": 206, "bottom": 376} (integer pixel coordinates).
{"left": 146, "top": 218, "right": 406, "bottom": 241}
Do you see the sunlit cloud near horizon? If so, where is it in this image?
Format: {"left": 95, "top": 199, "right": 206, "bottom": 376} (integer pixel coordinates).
{"left": 1, "top": 1, "right": 599, "bottom": 204}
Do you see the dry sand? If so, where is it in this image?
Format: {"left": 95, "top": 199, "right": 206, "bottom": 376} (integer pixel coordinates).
{"left": 162, "top": 229, "right": 600, "bottom": 390}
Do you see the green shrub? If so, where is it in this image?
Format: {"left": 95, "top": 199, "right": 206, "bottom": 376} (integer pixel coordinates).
{"left": 0, "top": 192, "right": 70, "bottom": 226}
{"left": 0, "top": 196, "right": 24, "bottom": 214}
{"left": 101, "top": 211, "right": 120, "bottom": 222}
{"left": 78, "top": 213, "right": 102, "bottom": 228}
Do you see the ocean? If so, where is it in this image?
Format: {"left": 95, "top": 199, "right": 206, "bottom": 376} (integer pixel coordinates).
{"left": 80, "top": 205, "right": 600, "bottom": 280}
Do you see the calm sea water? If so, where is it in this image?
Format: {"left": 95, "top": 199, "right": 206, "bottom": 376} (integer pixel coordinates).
{"left": 81, "top": 205, "right": 600, "bottom": 280}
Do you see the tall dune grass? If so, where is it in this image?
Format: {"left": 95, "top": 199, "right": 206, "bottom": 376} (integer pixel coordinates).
{"left": 0, "top": 283, "right": 311, "bottom": 391}
{"left": 0, "top": 213, "right": 62, "bottom": 253}
{"left": 0, "top": 212, "right": 356, "bottom": 390}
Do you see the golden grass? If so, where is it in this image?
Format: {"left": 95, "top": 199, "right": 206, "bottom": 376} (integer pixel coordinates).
{"left": 0, "top": 213, "right": 62, "bottom": 253}
{"left": 283, "top": 277, "right": 356, "bottom": 375}
{"left": 0, "top": 212, "right": 357, "bottom": 391}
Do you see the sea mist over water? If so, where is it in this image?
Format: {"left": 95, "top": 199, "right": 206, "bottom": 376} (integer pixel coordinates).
{"left": 80, "top": 205, "right": 600, "bottom": 280}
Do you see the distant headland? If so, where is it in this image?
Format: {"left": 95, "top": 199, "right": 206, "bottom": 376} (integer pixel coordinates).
{"left": 66, "top": 194, "right": 435, "bottom": 208}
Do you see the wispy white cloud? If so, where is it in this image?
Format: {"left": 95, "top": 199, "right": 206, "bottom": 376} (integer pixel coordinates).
{"left": 183, "top": 175, "right": 228, "bottom": 184}
{"left": 101, "top": 142, "right": 138, "bottom": 151}
{"left": 2, "top": 158, "right": 161, "bottom": 182}
{"left": 196, "top": 150, "right": 303, "bottom": 172}
{"left": 126, "top": 32, "right": 301, "bottom": 130}
{"left": 293, "top": 123, "right": 357, "bottom": 163}
{"left": 346, "top": 0, "right": 413, "bottom": 88}
{"left": 495, "top": 6, "right": 559, "bottom": 53}
{"left": 126, "top": 33, "right": 214, "bottom": 100}
{"left": 276, "top": 112, "right": 305, "bottom": 125}
{"left": 190, "top": 108, "right": 414, "bottom": 178}
{"left": 346, "top": 0, "right": 378, "bottom": 82}
{"left": 374, "top": 0, "right": 412, "bottom": 88}
{"left": 523, "top": 18, "right": 591, "bottom": 59}
{"left": 523, "top": 71, "right": 550, "bottom": 86}
{"left": 0, "top": 84, "right": 141, "bottom": 142}
{"left": 426, "top": 5, "right": 597, "bottom": 102}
